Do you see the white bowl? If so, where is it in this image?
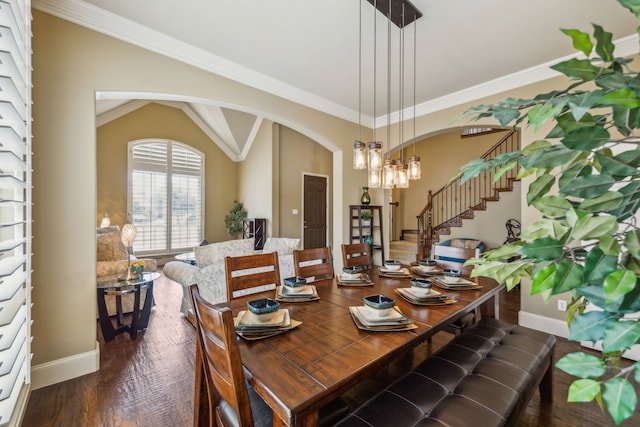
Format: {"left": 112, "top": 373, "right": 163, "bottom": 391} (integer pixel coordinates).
{"left": 363, "top": 304, "right": 393, "bottom": 318}
{"left": 383, "top": 260, "right": 402, "bottom": 271}
{"left": 443, "top": 276, "right": 463, "bottom": 284}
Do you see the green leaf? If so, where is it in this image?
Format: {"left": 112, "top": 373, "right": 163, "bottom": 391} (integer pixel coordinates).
{"left": 612, "top": 105, "right": 640, "bottom": 136}
{"left": 603, "top": 269, "right": 638, "bottom": 305}
{"left": 603, "top": 378, "right": 637, "bottom": 425}
{"left": 520, "top": 145, "right": 581, "bottom": 170}
{"left": 603, "top": 318, "right": 640, "bottom": 353}
{"left": 584, "top": 247, "right": 619, "bottom": 284}
{"left": 483, "top": 242, "right": 524, "bottom": 260}
{"left": 527, "top": 103, "right": 567, "bottom": 132}
{"left": 561, "top": 126, "right": 611, "bottom": 151}
{"left": 569, "top": 311, "right": 617, "bottom": 343}
{"left": 493, "top": 107, "right": 520, "bottom": 127}
{"left": 493, "top": 161, "right": 517, "bottom": 183}
{"left": 572, "top": 215, "right": 618, "bottom": 241}
{"left": 556, "top": 351, "right": 606, "bottom": 378}
{"left": 578, "top": 284, "right": 640, "bottom": 314}
{"left": 527, "top": 175, "right": 555, "bottom": 205}
{"left": 520, "top": 237, "right": 564, "bottom": 260}
{"left": 619, "top": 0, "right": 640, "bottom": 19}
{"left": 578, "top": 191, "right": 624, "bottom": 212}
{"left": 533, "top": 196, "right": 572, "bottom": 217}
{"left": 599, "top": 88, "right": 640, "bottom": 109}
{"left": 531, "top": 264, "right": 556, "bottom": 295}
{"left": 568, "top": 91, "right": 604, "bottom": 121}
{"left": 625, "top": 230, "right": 640, "bottom": 258}
{"left": 567, "top": 379, "right": 601, "bottom": 402}
{"left": 460, "top": 158, "right": 491, "bottom": 184}
{"left": 611, "top": 181, "right": 640, "bottom": 221}
{"left": 561, "top": 28, "right": 593, "bottom": 57}
{"left": 552, "top": 259, "right": 585, "bottom": 294}
{"left": 599, "top": 235, "right": 621, "bottom": 256}
{"left": 560, "top": 174, "right": 615, "bottom": 198}
{"left": 596, "top": 152, "right": 640, "bottom": 177}
{"left": 521, "top": 218, "right": 570, "bottom": 241}
{"left": 551, "top": 58, "right": 600, "bottom": 81}
{"left": 593, "top": 24, "right": 614, "bottom": 62}
{"left": 558, "top": 161, "right": 592, "bottom": 191}
{"left": 521, "top": 139, "right": 552, "bottom": 156}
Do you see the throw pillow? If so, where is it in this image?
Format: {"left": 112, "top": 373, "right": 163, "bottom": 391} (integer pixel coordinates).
{"left": 450, "top": 238, "right": 481, "bottom": 249}
{"left": 262, "top": 237, "right": 300, "bottom": 256}
{"left": 194, "top": 238, "right": 255, "bottom": 268}
{"left": 97, "top": 230, "right": 128, "bottom": 261}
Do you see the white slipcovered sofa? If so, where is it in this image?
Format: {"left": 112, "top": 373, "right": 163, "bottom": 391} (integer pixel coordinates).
{"left": 163, "top": 237, "right": 299, "bottom": 315}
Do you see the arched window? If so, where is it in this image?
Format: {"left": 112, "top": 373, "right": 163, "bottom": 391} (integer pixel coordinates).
{"left": 128, "top": 139, "right": 204, "bottom": 254}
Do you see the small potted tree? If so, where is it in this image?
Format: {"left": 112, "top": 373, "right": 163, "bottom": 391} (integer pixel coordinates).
{"left": 224, "top": 200, "right": 247, "bottom": 239}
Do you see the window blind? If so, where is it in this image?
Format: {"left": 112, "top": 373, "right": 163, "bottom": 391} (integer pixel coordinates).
{"left": 0, "top": 0, "right": 31, "bottom": 425}
{"left": 130, "top": 140, "right": 203, "bottom": 254}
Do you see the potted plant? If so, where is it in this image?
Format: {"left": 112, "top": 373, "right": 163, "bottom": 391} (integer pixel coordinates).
{"left": 361, "top": 210, "right": 373, "bottom": 226}
{"left": 458, "top": 1, "right": 640, "bottom": 424}
{"left": 224, "top": 200, "right": 247, "bottom": 239}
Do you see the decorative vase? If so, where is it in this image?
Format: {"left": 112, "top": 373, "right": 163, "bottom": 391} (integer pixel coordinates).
{"left": 361, "top": 187, "right": 371, "bottom": 205}
{"left": 363, "top": 234, "right": 373, "bottom": 246}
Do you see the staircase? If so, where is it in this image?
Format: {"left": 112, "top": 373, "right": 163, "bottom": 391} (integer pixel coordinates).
{"left": 414, "top": 129, "right": 520, "bottom": 260}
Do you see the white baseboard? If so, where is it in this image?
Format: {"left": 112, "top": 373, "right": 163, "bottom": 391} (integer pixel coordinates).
{"left": 518, "top": 310, "right": 569, "bottom": 338}
{"left": 31, "top": 341, "right": 100, "bottom": 390}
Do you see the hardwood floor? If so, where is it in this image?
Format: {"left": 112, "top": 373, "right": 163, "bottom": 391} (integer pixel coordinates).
{"left": 22, "top": 273, "right": 640, "bottom": 426}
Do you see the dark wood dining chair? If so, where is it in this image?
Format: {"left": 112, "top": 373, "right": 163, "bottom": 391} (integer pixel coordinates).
{"left": 189, "top": 284, "right": 272, "bottom": 427}
{"left": 224, "top": 252, "right": 281, "bottom": 301}
{"left": 341, "top": 242, "right": 372, "bottom": 270}
{"left": 293, "top": 247, "right": 334, "bottom": 281}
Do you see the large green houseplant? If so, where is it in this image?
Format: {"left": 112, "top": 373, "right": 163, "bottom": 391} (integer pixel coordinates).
{"left": 458, "top": 0, "right": 640, "bottom": 424}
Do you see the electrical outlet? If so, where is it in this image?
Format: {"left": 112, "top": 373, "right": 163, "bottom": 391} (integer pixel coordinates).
{"left": 557, "top": 299, "right": 567, "bottom": 312}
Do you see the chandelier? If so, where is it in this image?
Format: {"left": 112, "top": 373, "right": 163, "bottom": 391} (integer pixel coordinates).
{"left": 353, "top": 0, "right": 422, "bottom": 189}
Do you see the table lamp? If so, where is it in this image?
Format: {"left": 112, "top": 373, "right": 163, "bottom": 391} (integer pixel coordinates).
{"left": 121, "top": 222, "right": 138, "bottom": 279}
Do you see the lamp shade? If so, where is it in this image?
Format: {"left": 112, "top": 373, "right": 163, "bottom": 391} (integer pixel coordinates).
{"left": 353, "top": 141, "right": 367, "bottom": 169}
{"left": 100, "top": 213, "right": 110, "bottom": 228}
{"left": 121, "top": 223, "right": 138, "bottom": 247}
{"left": 408, "top": 155, "right": 421, "bottom": 180}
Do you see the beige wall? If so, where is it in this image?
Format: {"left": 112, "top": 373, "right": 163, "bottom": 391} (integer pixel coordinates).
{"left": 97, "top": 102, "right": 237, "bottom": 243}
{"left": 238, "top": 119, "right": 274, "bottom": 236}
{"left": 277, "top": 125, "right": 333, "bottom": 242}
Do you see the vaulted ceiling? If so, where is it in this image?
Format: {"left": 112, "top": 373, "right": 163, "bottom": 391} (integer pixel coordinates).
{"left": 34, "top": 0, "right": 640, "bottom": 159}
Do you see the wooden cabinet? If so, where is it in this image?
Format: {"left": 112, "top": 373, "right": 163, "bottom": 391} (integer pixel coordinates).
{"left": 243, "top": 218, "right": 267, "bottom": 250}
{"left": 349, "top": 205, "right": 384, "bottom": 265}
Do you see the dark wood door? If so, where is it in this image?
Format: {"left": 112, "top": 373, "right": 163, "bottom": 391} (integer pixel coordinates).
{"left": 303, "top": 175, "right": 327, "bottom": 249}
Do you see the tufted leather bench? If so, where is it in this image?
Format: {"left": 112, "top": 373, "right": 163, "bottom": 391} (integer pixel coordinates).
{"left": 335, "top": 318, "right": 556, "bottom": 427}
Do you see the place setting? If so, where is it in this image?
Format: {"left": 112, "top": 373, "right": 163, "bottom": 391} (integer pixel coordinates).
{"left": 234, "top": 298, "right": 301, "bottom": 340}
{"left": 432, "top": 269, "right": 482, "bottom": 290}
{"left": 349, "top": 294, "right": 417, "bottom": 332}
{"left": 275, "top": 276, "right": 320, "bottom": 302}
{"left": 394, "top": 278, "right": 458, "bottom": 306}
{"left": 337, "top": 266, "right": 374, "bottom": 286}
{"left": 409, "top": 258, "right": 443, "bottom": 277}
{"left": 378, "top": 259, "right": 412, "bottom": 278}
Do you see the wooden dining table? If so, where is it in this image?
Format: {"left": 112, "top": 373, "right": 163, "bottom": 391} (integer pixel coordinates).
{"left": 204, "top": 269, "right": 503, "bottom": 427}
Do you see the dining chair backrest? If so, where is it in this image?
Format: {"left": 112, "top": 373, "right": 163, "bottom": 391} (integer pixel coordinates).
{"left": 431, "top": 243, "right": 480, "bottom": 276}
{"left": 225, "top": 252, "right": 281, "bottom": 301}
{"left": 293, "top": 247, "right": 334, "bottom": 281}
{"left": 189, "top": 284, "right": 254, "bottom": 427}
{"left": 341, "top": 243, "right": 372, "bottom": 270}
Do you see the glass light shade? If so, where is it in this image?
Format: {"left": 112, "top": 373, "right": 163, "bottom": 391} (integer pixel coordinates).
{"left": 367, "top": 142, "right": 382, "bottom": 170}
{"left": 368, "top": 167, "right": 382, "bottom": 188}
{"left": 397, "top": 164, "right": 409, "bottom": 188}
{"left": 382, "top": 159, "right": 396, "bottom": 189}
{"left": 408, "top": 155, "right": 421, "bottom": 180}
{"left": 353, "top": 141, "right": 367, "bottom": 169}
{"left": 121, "top": 223, "right": 138, "bottom": 248}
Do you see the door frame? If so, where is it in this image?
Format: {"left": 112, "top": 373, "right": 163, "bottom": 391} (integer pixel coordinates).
{"left": 301, "top": 172, "right": 330, "bottom": 249}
